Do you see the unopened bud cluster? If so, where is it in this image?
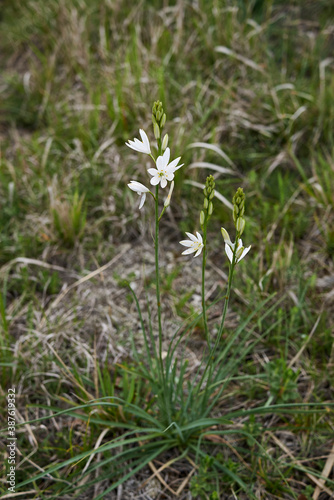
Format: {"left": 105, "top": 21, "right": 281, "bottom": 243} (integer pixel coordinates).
{"left": 200, "top": 175, "right": 215, "bottom": 226}
{"left": 152, "top": 100, "right": 166, "bottom": 140}
{"left": 232, "top": 187, "right": 245, "bottom": 235}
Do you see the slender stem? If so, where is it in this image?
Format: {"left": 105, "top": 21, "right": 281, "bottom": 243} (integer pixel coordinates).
{"left": 201, "top": 221, "right": 210, "bottom": 350}
{"left": 154, "top": 185, "right": 163, "bottom": 368}
{"left": 212, "top": 235, "right": 239, "bottom": 356}
{"left": 197, "top": 234, "right": 239, "bottom": 395}
{"left": 214, "top": 262, "right": 235, "bottom": 352}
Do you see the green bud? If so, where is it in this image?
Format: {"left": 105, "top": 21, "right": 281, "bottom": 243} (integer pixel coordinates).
{"left": 236, "top": 245, "right": 244, "bottom": 261}
{"left": 236, "top": 217, "right": 245, "bottom": 235}
{"left": 208, "top": 201, "right": 213, "bottom": 215}
{"left": 209, "top": 189, "right": 215, "bottom": 200}
{"left": 205, "top": 175, "right": 215, "bottom": 193}
{"left": 204, "top": 198, "right": 208, "bottom": 209}
{"left": 161, "top": 134, "right": 168, "bottom": 151}
{"left": 200, "top": 210, "right": 205, "bottom": 226}
{"left": 233, "top": 188, "right": 245, "bottom": 209}
{"left": 152, "top": 101, "right": 165, "bottom": 128}
{"left": 153, "top": 122, "right": 160, "bottom": 139}
{"left": 221, "top": 227, "right": 230, "bottom": 243}
{"left": 203, "top": 188, "right": 208, "bottom": 197}
{"left": 160, "top": 113, "right": 166, "bottom": 128}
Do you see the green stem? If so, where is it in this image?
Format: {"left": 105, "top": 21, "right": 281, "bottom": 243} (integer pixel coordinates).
{"left": 214, "top": 262, "right": 235, "bottom": 352}
{"left": 197, "top": 235, "right": 239, "bottom": 395}
{"left": 201, "top": 222, "right": 210, "bottom": 350}
{"left": 212, "top": 235, "right": 239, "bottom": 357}
{"left": 154, "top": 184, "right": 164, "bottom": 378}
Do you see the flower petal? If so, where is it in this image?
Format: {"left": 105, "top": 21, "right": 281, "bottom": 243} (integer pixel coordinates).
{"left": 196, "top": 232, "right": 203, "bottom": 244}
{"left": 150, "top": 176, "right": 160, "bottom": 186}
{"left": 225, "top": 243, "right": 233, "bottom": 264}
{"left": 182, "top": 247, "right": 196, "bottom": 255}
{"left": 168, "top": 157, "right": 181, "bottom": 171}
{"left": 139, "top": 129, "right": 150, "bottom": 153}
{"left": 147, "top": 168, "right": 158, "bottom": 176}
{"left": 179, "top": 240, "right": 194, "bottom": 247}
{"left": 128, "top": 181, "right": 149, "bottom": 193}
{"left": 161, "top": 178, "right": 167, "bottom": 188}
{"left": 185, "top": 232, "right": 198, "bottom": 242}
{"left": 237, "top": 245, "right": 251, "bottom": 262}
{"left": 139, "top": 193, "right": 146, "bottom": 209}
{"left": 165, "top": 171, "right": 174, "bottom": 181}
{"left": 163, "top": 147, "right": 170, "bottom": 165}
{"left": 194, "top": 246, "right": 203, "bottom": 257}
{"left": 126, "top": 141, "right": 144, "bottom": 153}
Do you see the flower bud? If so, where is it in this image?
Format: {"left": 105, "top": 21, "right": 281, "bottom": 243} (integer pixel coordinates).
{"left": 232, "top": 187, "right": 245, "bottom": 228}
{"left": 221, "top": 227, "right": 231, "bottom": 244}
{"left": 153, "top": 122, "right": 160, "bottom": 139}
{"left": 200, "top": 210, "right": 205, "bottom": 226}
{"left": 236, "top": 217, "right": 245, "bottom": 235}
{"left": 162, "top": 134, "right": 168, "bottom": 151}
{"left": 209, "top": 189, "right": 215, "bottom": 200}
{"left": 164, "top": 180, "right": 174, "bottom": 207}
{"left": 208, "top": 201, "right": 213, "bottom": 215}
{"left": 236, "top": 245, "right": 244, "bottom": 261}
{"left": 203, "top": 198, "right": 208, "bottom": 209}
{"left": 152, "top": 100, "right": 166, "bottom": 130}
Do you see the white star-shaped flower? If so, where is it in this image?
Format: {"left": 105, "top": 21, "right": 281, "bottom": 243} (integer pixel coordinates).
{"left": 148, "top": 148, "right": 183, "bottom": 189}
{"left": 180, "top": 231, "right": 204, "bottom": 257}
{"left": 125, "top": 129, "right": 151, "bottom": 155}
{"left": 221, "top": 227, "right": 251, "bottom": 264}
{"left": 128, "top": 181, "right": 150, "bottom": 209}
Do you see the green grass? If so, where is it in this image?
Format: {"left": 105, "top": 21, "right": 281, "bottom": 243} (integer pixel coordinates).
{"left": 0, "top": 0, "right": 334, "bottom": 498}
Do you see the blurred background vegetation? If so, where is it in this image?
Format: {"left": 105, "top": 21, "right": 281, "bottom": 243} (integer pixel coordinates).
{"left": 0, "top": 0, "right": 334, "bottom": 498}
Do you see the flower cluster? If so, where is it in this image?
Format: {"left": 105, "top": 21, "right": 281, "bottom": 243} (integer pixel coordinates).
{"left": 181, "top": 185, "right": 250, "bottom": 265}
{"left": 126, "top": 102, "right": 251, "bottom": 268}
{"left": 126, "top": 102, "right": 183, "bottom": 209}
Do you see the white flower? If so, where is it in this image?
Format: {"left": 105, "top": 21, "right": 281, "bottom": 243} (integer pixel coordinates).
{"left": 221, "top": 227, "right": 251, "bottom": 264}
{"left": 148, "top": 148, "right": 183, "bottom": 189}
{"left": 180, "top": 231, "right": 204, "bottom": 257}
{"left": 125, "top": 129, "right": 151, "bottom": 155}
{"left": 128, "top": 181, "right": 150, "bottom": 209}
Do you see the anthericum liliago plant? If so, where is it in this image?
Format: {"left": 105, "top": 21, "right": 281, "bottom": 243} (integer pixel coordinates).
{"left": 15, "top": 102, "right": 333, "bottom": 500}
